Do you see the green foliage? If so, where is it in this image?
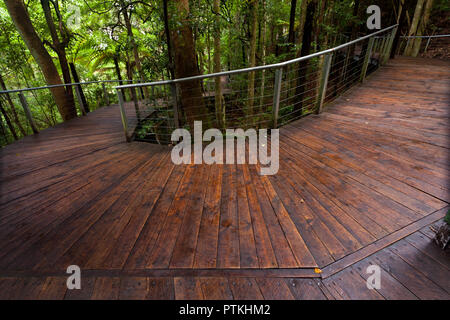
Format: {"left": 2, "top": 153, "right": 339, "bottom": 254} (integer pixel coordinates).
{"left": 1, "top": 0, "right": 432, "bottom": 146}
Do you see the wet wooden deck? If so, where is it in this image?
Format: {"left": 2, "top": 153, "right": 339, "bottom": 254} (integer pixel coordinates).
{"left": 0, "top": 57, "right": 449, "bottom": 299}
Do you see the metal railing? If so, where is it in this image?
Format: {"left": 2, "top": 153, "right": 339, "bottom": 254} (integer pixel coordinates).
{"left": 399, "top": 34, "right": 450, "bottom": 55}
{"left": 115, "top": 24, "right": 398, "bottom": 144}
{"left": 0, "top": 79, "right": 141, "bottom": 145}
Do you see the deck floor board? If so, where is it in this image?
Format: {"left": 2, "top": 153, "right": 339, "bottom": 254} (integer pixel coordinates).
{"left": 0, "top": 57, "right": 449, "bottom": 299}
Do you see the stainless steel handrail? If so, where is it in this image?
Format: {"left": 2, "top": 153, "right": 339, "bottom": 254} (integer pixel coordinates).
{"left": 402, "top": 34, "right": 450, "bottom": 39}
{"left": 115, "top": 24, "right": 398, "bottom": 90}
{"left": 0, "top": 79, "right": 136, "bottom": 94}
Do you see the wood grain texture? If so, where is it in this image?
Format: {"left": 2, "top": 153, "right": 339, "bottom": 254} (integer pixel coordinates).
{"left": 0, "top": 57, "right": 448, "bottom": 300}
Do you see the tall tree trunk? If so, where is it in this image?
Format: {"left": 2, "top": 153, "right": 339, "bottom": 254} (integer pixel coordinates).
{"left": 168, "top": 0, "right": 209, "bottom": 128}
{"left": 121, "top": 2, "right": 148, "bottom": 97}
{"left": 0, "top": 111, "right": 10, "bottom": 144}
{"left": 69, "top": 63, "right": 89, "bottom": 111}
{"left": 247, "top": 0, "right": 259, "bottom": 120}
{"left": 288, "top": 0, "right": 298, "bottom": 52}
{"left": 113, "top": 57, "right": 123, "bottom": 85}
{"left": 40, "top": 0, "right": 76, "bottom": 112}
{"left": 207, "top": 25, "right": 212, "bottom": 74}
{"left": 314, "top": 0, "right": 327, "bottom": 51}
{"left": 125, "top": 58, "right": 141, "bottom": 121}
{"left": 213, "top": 0, "right": 224, "bottom": 128}
{"left": 411, "top": 0, "right": 434, "bottom": 57}
{"left": 259, "top": 0, "right": 267, "bottom": 114}
{"left": 296, "top": 0, "right": 308, "bottom": 56}
{"left": 0, "top": 73, "right": 26, "bottom": 135}
{"left": 0, "top": 98, "right": 18, "bottom": 140}
{"left": 294, "top": 0, "right": 315, "bottom": 115}
{"left": 404, "top": 0, "right": 425, "bottom": 55}
{"left": 4, "top": 0, "right": 77, "bottom": 121}
{"left": 113, "top": 56, "right": 127, "bottom": 101}
{"left": 350, "top": 0, "right": 360, "bottom": 41}
{"left": 315, "top": 1, "right": 332, "bottom": 104}
{"left": 391, "top": 0, "right": 411, "bottom": 58}
{"left": 163, "top": 0, "right": 175, "bottom": 79}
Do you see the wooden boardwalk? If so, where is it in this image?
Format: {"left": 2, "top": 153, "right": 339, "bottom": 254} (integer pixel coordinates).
{"left": 0, "top": 57, "right": 449, "bottom": 299}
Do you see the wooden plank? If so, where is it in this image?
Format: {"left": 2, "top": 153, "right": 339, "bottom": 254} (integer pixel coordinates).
{"left": 248, "top": 165, "right": 298, "bottom": 268}
{"left": 13, "top": 277, "right": 46, "bottom": 300}
{"left": 193, "top": 165, "right": 223, "bottom": 268}
{"left": 146, "top": 278, "right": 175, "bottom": 300}
{"left": 170, "top": 165, "right": 209, "bottom": 268}
{"left": 282, "top": 124, "right": 445, "bottom": 215}
{"left": 352, "top": 256, "right": 418, "bottom": 300}
{"left": 0, "top": 278, "right": 19, "bottom": 299}
{"left": 56, "top": 151, "right": 171, "bottom": 270}
{"left": 236, "top": 165, "right": 259, "bottom": 268}
{"left": 124, "top": 164, "right": 187, "bottom": 269}
{"left": 200, "top": 278, "right": 234, "bottom": 300}
{"left": 146, "top": 165, "right": 196, "bottom": 268}
{"left": 258, "top": 171, "right": 317, "bottom": 267}
{"left": 371, "top": 248, "right": 450, "bottom": 299}
{"left": 404, "top": 232, "right": 450, "bottom": 269}
{"left": 285, "top": 279, "right": 328, "bottom": 300}
{"left": 91, "top": 277, "right": 120, "bottom": 300}
{"left": 321, "top": 207, "right": 448, "bottom": 278}
{"left": 174, "top": 277, "right": 204, "bottom": 300}
{"left": 64, "top": 277, "right": 96, "bottom": 300}
{"left": 119, "top": 277, "right": 148, "bottom": 300}
{"left": 388, "top": 239, "right": 450, "bottom": 292}
{"left": 322, "top": 268, "right": 385, "bottom": 300}
{"left": 256, "top": 278, "right": 295, "bottom": 300}
{"left": 38, "top": 277, "right": 67, "bottom": 300}
{"left": 242, "top": 165, "right": 278, "bottom": 268}
{"left": 217, "top": 164, "right": 240, "bottom": 268}
{"left": 266, "top": 171, "right": 335, "bottom": 266}
{"left": 228, "top": 278, "right": 264, "bottom": 300}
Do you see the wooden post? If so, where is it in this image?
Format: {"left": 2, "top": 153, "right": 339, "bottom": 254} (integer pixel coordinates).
{"left": 360, "top": 37, "right": 375, "bottom": 82}
{"left": 170, "top": 83, "right": 180, "bottom": 129}
{"left": 117, "top": 90, "right": 130, "bottom": 142}
{"left": 18, "top": 92, "right": 38, "bottom": 134}
{"left": 316, "top": 53, "right": 333, "bottom": 114}
{"left": 102, "top": 83, "right": 110, "bottom": 106}
{"left": 272, "top": 67, "right": 283, "bottom": 128}
{"left": 74, "top": 85, "right": 87, "bottom": 115}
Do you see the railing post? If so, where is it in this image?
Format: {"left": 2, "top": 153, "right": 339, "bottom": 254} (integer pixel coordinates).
{"left": 424, "top": 37, "right": 431, "bottom": 53}
{"left": 316, "top": 53, "right": 333, "bottom": 114}
{"left": 102, "top": 82, "right": 110, "bottom": 106}
{"left": 272, "top": 67, "right": 283, "bottom": 128}
{"left": 131, "top": 86, "right": 141, "bottom": 121}
{"left": 360, "top": 37, "right": 375, "bottom": 82}
{"left": 74, "top": 85, "right": 87, "bottom": 115}
{"left": 383, "top": 26, "right": 398, "bottom": 64}
{"left": 170, "top": 83, "right": 180, "bottom": 129}
{"left": 379, "top": 36, "right": 388, "bottom": 65}
{"left": 117, "top": 89, "right": 130, "bottom": 142}
{"left": 18, "top": 92, "right": 38, "bottom": 134}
